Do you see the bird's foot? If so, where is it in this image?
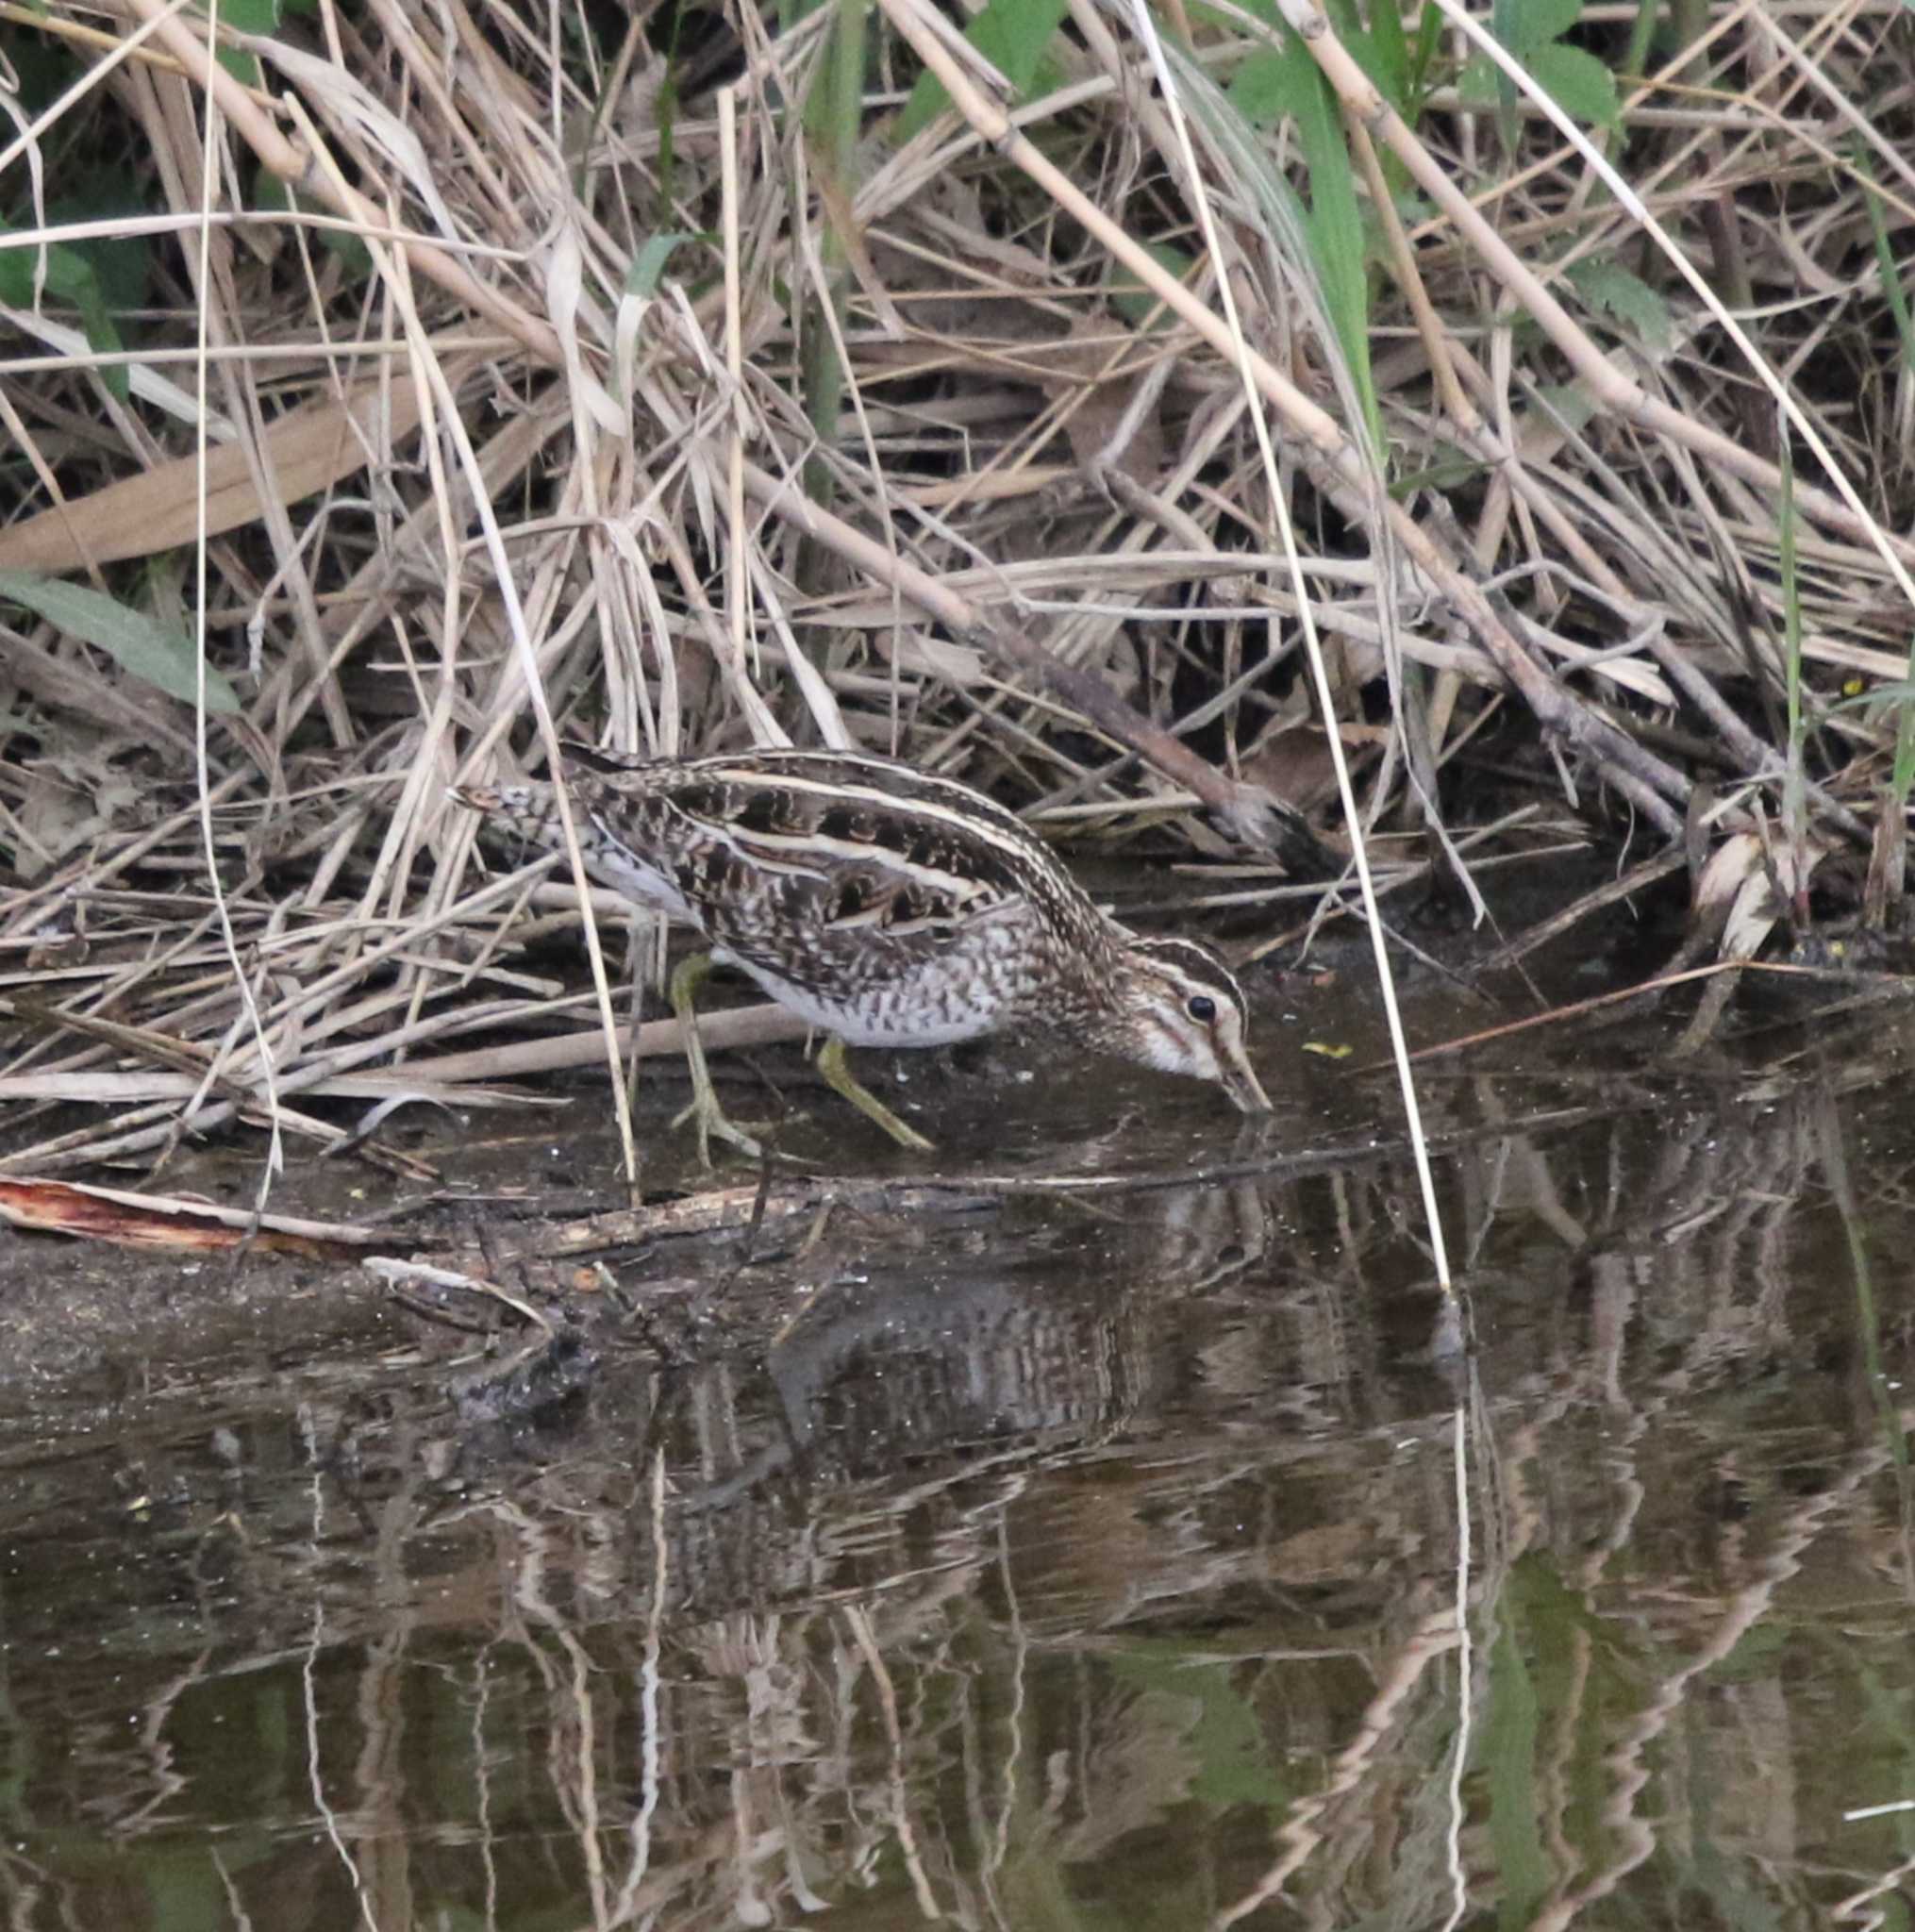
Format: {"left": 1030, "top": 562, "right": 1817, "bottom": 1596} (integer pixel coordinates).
{"left": 670, "top": 1090, "right": 772, "bottom": 1168}
{"left": 816, "top": 1038, "right": 936, "bottom": 1153}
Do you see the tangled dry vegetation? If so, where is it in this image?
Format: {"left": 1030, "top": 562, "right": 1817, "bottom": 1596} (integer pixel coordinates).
{"left": 0, "top": 0, "right": 1912, "bottom": 1175}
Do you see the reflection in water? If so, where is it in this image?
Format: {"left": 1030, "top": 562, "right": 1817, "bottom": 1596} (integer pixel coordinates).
{"left": 1, "top": 1073, "right": 1912, "bottom": 1930}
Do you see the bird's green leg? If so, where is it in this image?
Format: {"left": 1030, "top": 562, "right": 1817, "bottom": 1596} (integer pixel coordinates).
{"left": 668, "top": 953, "right": 766, "bottom": 1165}
{"left": 815, "top": 1035, "right": 935, "bottom": 1152}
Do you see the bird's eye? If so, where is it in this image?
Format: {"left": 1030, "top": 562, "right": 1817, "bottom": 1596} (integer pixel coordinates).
{"left": 1187, "top": 993, "right": 1218, "bottom": 1023}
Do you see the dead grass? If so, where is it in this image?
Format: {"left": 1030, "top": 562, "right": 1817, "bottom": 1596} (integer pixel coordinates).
{"left": 1, "top": 0, "right": 1912, "bottom": 1174}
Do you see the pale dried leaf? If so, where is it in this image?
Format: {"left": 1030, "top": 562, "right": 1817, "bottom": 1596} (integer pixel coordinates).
{"left": 0, "top": 375, "right": 425, "bottom": 573}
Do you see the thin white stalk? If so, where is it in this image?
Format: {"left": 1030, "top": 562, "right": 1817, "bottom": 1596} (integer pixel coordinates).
{"left": 1440, "top": 1401, "right": 1474, "bottom": 1931}
{"left": 1128, "top": 3, "right": 1453, "bottom": 1293}
{"left": 194, "top": 3, "right": 285, "bottom": 1202}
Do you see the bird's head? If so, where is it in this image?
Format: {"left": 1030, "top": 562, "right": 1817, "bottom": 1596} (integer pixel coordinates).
{"left": 1095, "top": 936, "right": 1271, "bottom": 1114}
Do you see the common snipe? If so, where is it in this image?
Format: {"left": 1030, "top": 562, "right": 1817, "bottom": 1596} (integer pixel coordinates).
{"left": 454, "top": 744, "right": 1271, "bottom": 1160}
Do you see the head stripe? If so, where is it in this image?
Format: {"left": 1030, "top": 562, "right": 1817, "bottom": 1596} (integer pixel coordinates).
{"left": 1129, "top": 936, "right": 1249, "bottom": 1012}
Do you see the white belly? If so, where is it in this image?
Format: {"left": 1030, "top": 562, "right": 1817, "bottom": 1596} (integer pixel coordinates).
{"left": 715, "top": 949, "right": 1015, "bottom": 1047}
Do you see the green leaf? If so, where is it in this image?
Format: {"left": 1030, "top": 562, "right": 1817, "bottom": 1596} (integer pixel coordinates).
{"left": 1206, "top": 35, "right": 1379, "bottom": 450}
{"left": 1475, "top": 0, "right": 1621, "bottom": 135}
{"left": 1507, "top": 0, "right": 1582, "bottom": 52}
{"left": 1361, "top": 0, "right": 1409, "bottom": 107}
{"left": 1566, "top": 258, "right": 1671, "bottom": 346}
{"left": 1491, "top": 0, "right": 1524, "bottom": 143}
{"left": 1408, "top": 0, "right": 1446, "bottom": 101}
{"left": 214, "top": 46, "right": 263, "bottom": 87}
{"left": 1313, "top": 0, "right": 1403, "bottom": 103}
{"left": 1227, "top": 47, "right": 1309, "bottom": 126}
{"left": 208, "top": 0, "right": 277, "bottom": 80}
{"left": 1104, "top": 1646, "right": 1292, "bottom": 1811}
{"left": 1108, "top": 242, "right": 1197, "bottom": 329}
{"left": 44, "top": 175, "right": 152, "bottom": 315}
{"left": 252, "top": 172, "right": 373, "bottom": 275}
{"left": 1392, "top": 444, "right": 1492, "bottom": 494}
{"left": 1524, "top": 41, "right": 1620, "bottom": 127}
{"left": 895, "top": 0, "right": 1071, "bottom": 142}
{"left": 1530, "top": 381, "right": 1598, "bottom": 432}
{"left": 1486, "top": 1619, "right": 1548, "bottom": 1925}
{"left": 626, "top": 232, "right": 705, "bottom": 297}
{"left": 971, "top": 0, "right": 1066, "bottom": 97}
{"left": 0, "top": 573, "right": 241, "bottom": 713}
{"left": 0, "top": 225, "right": 94, "bottom": 310}
{"left": 1292, "top": 57, "right": 1374, "bottom": 430}
{"left": 0, "top": 224, "right": 133, "bottom": 403}
{"left": 73, "top": 281, "right": 130, "bottom": 404}
{"left": 1458, "top": 53, "right": 1501, "bottom": 106}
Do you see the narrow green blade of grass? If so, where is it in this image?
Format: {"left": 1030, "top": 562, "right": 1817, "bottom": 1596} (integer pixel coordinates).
{"left": 1353, "top": 0, "right": 1409, "bottom": 104}
{"left": 798, "top": 0, "right": 872, "bottom": 492}
{"left": 1293, "top": 65, "right": 1375, "bottom": 445}
{"left": 626, "top": 232, "right": 706, "bottom": 300}
{"left": 1894, "top": 652, "right": 1915, "bottom": 805}
{"left": 1858, "top": 150, "right": 1915, "bottom": 380}
{"left": 1224, "top": 33, "right": 1380, "bottom": 455}
{"left": 0, "top": 571, "right": 241, "bottom": 713}
{"left": 1407, "top": 0, "right": 1447, "bottom": 103}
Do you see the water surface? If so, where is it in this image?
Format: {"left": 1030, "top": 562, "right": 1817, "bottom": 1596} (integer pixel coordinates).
{"left": 2, "top": 991, "right": 1911, "bottom": 1930}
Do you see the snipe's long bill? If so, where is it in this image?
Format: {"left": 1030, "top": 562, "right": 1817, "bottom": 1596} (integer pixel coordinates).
{"left": 453, "top": 743, "right": 1271, "bottom": 1161}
